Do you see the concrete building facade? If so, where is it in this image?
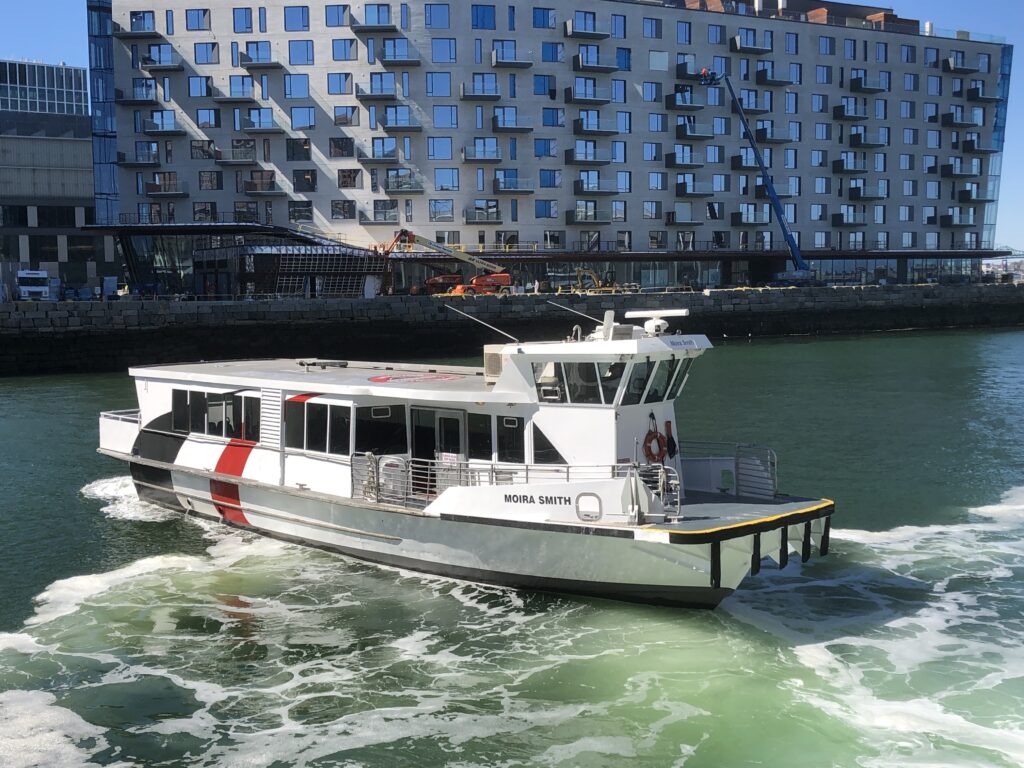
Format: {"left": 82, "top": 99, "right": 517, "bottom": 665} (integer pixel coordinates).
{"left": 0, "top": 59, "right": 119, "bottom": 300}
{"left": 91, "top": 0, "right": 1012, "bottom": 289}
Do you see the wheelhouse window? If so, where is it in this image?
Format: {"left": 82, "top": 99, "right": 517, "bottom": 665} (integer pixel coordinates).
{"left": 598, "top": 362, "right": 626, "bottom": 404}
{"left": 563, "top": 363, "right": 602, "bottom": 404}
{"left": 532, "top": 362, "right": 566, "bottom": 403}
{"left": 497, "top": 416, "right": 524, "bottom": 463}
{"left": 467, "top": 413, "right": 492, "bottom": 460}
{"left": 354, "top": 406, "right": 408, "bottom": 455}
{"left": 532, "top": 424, "right": 567, "bottom": 465}
{"left": 643, "top": 359, "right": 680, "bottom": 403}
{"left": 621, "top": 361, "right": 654, "bottom": 406}
{"left": 669, "top": 359, "right": 693, "bottom": 399}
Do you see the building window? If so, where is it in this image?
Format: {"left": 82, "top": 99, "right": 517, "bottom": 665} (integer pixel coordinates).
{"left": 233, "top": 8, "right": 253, "bottom": 33}
{"left": 194, "top": 43, "right": 218, "bottom": 64}
{"left": 425, "top": 3, "right": 449, "bottom": 28}
{"left": 284, "top": 74, "right": 309, "bottom": 98}
{"left": 196, "top": 108, "right": 220, "bottom": 128}
{"left": 708, "top": 24, "right": 723, "bottom": 45}
{"left": 331, "top": 200, "right": 356, "bottom": 220}
{"left": 337, "top": 168, "right": 362, "bottom": 187}
{"left": 471, "top": 4, "right": 495, "bottom": 29}
{"left": 541, "top": 42, "right": 563, "bottom": 62}
{"left": 288, "top": 201, "right": 313, "bottom": 222}
{"left": 426, "top": 71, "right": 451, "bottom": 96}
{"left": 433, "top": 105, "right": 457, "bottom": 128}
{"left": 533, "top": 8, "right": 555, "bottom": 29}
{"left": 327, "top": 72, "right": 352, "bottom": 94}
{"left": 326, "top": 4, "right": 349, "bottom": 26}
{"left": 198, "top": 171, "right": 222, "bottom": 191}
{"left": 819, "top": 36, "right": 835, "bottom": 55}
{"left": 185, "top": 9, "right": 210, "bottom": 31}
{"left": 431, "top": 38, "right": 456, "bottom": 63}
{"left": 332, "top": 38, "right": 356, "bottom": 60}
{"left": 290, "top": 106, "right": 315, "bottom": 129}
{"left": 293, "top": 169, "right": 317, "bottom": 192}
{"left": 287, "top": 138, "right": 312, "bottom": 160}
{"left": 333, "top": 106, "right": 358, "bottom": 126}
{"left": 642, "top": 17, "right": 661, "bottom": 39}
{"left": 284, "top": 5, "right": 309, "bottom": 31}
{"left": 330, "top": 137, "right": 355, "bottom": 158}
{"left": 429, "top": 199, "right": 454, "bottom": 221}
{"left": 289, "top": 40, "right": 314, "bottom": 65}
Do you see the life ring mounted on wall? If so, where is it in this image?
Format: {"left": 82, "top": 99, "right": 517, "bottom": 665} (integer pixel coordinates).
{"left": 642, "top": 413, "right": 668, "bottom": 464}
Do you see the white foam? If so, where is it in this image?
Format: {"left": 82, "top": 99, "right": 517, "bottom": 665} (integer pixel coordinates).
{"left": 80, "top": 475, "right": 175, "bottom": 522}
{"left": 538, "top": 736, "right": 637, "bottom": 764}
{"left": 0, "top": 632, "right": 48, "bottom": 655}
{"left": 0, "top": 690, "right": 131, "bottom": 768}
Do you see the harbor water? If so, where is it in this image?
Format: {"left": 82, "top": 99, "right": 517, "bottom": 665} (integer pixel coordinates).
{"left": 1, "top": 329, "right": 1023, "bottom": 767}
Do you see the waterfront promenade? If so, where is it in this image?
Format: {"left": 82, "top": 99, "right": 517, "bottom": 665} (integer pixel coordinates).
{"left": 1, "top": 283, "right": 1022, "bottom": 375}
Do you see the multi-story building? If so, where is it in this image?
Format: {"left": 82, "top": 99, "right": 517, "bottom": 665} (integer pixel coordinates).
{"left": 90, "top": 0, "right": 1012, "bottom": 292}
{"left": 0, "top": 59, "right": 120, "bottom": 300}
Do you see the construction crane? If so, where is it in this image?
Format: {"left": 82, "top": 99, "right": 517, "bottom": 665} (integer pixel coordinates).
{"left": 378, "top": 230, "right": 513, "bottom": 295}
{"left": 697, "top": 69, "right": 810, "bottom": 276}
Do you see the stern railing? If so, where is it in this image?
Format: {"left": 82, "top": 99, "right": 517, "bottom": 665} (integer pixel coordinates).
{"left": 678, "top": 440, "right": 777, "bottom": 499}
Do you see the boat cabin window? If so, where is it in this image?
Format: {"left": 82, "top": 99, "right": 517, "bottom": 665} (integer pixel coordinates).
{"left": 354, "top": 405, "right": 408, "bottom": 455}
{"left": 172, "top": 389, "right": 189, "bottom": 432}
{"left": 563, "top": 363, "right": 603, "bottom": 404}
{"left": 497, "top": 416, "right": 524, "bottom": 463}
{"left": 669, "top": 359, "right": 693, "bottom": 399}
{"left": 597, "top": 362, "right": 626, "bottom": 404}
{"left": 620, "top": 360, "right": 654, "bottom": 406}
{"left": 532, "top": 424, "right": 567, "bottom": 465}
{"left": 532, "top": 362, "right": 566, "bottom": 403}
{"left": 173, "top": 388, "right": 261, "bottom": 441}
{"left": 467, "top": 413, "right": 493, "bottom": 460}
{"left": 189, "top": 391, "right": 207, "bottom": 433}
{"left": 643, "top": 358, "right": 680, "bottom": 403}
{"left": 285, "top": 400, "right": 350, "bottom": 455}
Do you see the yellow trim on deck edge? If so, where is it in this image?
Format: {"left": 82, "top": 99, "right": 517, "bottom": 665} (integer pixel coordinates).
{"left": 646, "top": 499, "right": 835, "bottom": 537}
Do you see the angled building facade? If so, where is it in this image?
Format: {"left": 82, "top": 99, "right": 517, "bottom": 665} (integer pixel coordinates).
{"left": 90, "top": 0, "right": 1012, "bottom": 291}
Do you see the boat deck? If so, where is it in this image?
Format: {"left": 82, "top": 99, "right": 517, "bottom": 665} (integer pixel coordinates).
{"left": 650, "top": 491, "right": 833, "bottom": 543}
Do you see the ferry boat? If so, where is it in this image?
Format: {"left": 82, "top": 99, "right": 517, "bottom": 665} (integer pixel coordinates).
{"left": 97, "top": 310, "right": 834, "bottom": 608}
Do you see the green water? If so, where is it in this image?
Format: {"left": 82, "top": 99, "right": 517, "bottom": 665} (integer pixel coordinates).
{"left": 1, "top": 330, "right": 1023, "bottom": 767}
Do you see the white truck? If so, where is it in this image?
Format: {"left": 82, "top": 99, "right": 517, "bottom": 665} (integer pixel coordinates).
{"left": 16, "top": 270, "right": 52, "bottom": 301}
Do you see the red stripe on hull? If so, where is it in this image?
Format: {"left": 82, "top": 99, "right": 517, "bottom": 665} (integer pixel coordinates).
{"left": 210, "top": 439, "right": 256, "bottom": 525}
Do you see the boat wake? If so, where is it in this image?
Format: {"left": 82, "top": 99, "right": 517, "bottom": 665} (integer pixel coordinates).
{"left": 81, "top": 475, "right": 176, "bottom": 522}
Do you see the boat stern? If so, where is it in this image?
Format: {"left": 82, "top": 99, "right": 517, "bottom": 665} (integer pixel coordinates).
{"left": 98, "top": 409, "right": 141, "bottom": 456}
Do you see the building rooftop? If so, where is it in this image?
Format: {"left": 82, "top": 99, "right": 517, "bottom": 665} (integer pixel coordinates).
{"left": 0, "top": 59, "right": 89, "bottom": 117}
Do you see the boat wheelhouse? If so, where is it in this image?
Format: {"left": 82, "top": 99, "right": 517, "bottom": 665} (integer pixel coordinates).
{"left": 98, "top": 310, "right": 834, "bottom": 607}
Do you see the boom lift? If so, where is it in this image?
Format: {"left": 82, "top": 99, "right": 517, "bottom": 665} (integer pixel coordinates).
{"left": 696, "top": 69, "right": 812, "bottom": 282}
{"left": 379, "top": 230, "right": 513, "bottom": 295}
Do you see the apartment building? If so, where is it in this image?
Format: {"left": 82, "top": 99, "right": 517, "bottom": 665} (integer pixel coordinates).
{"left": 90, "top": 0, "right": 1012, "bottom": 290}
{"left": 0, "top": 59, "right": 119, "bottom": 300}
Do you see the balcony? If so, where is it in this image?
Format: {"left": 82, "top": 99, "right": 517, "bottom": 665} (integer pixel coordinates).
{"left": 350, "top": 18, "right": 398, "bottom": 32}
{"left": 831, "top": 212, "right": 867, "bottom": 227}
{"left": 573, "top": 179, "right": 618, "bottom": 196}
{"left": 676, "top": 123, "right": 714, "bottom": 140}
{"left": 666, "top": 212, "right": 703, "bottom": 226}
{"left": 676, "top": 182, "right": 714, "bottom": 198}
{"left": 464, "top": 209, "right": 502, "bottom": 224}
{"left": 941, "top": 164, "right": 981, "bottom": 178}
{"left": 212, "top": 87, "right": 258, "bottom": 104}
{"left": 733, "top": 100, "right": 770, "bottom": 116}
{"left": 355, "top": 84, "right": 397, "bottom": 101}
{"left": 940, "top": 214, "right": 977, "bottom": 228}
{"left": 962, "top": 139, "right": 999, "bottom": 154}
{"left": 848, "top": 186, "right": 885, "bottom": 201}
{"left": 380, "top": 115, "right": 423, "bottom": 132}
{"left": 755, "top": 184, "right": 795, "bottom": 199}
{"left": 491, "top": 49, "right": 532, "bottom": 68}
{"left": 383, "top": 177, "right": 425, "bottom": 194}
{"left": 572, "top": 54, "right": 618, "bottom": 73}
{"left": 665, "top": 152, "right": 704, "bottom": 169}
{"left": 493, "top": 178, "right": 535, "bottom": 194}
{"left": 572, "top": 118, "right": 618, "bottom": 136}
{"left": 730, "top": 35, "right": 772, "bottom": 55}
{"left": 141, "top": 119, "right": 184, "bottom": 136}
{"left": 755, "top": 69, "right": 793, "bottom": 87}
{"left": 239, "top": 51, "right": 282, "bottom": 69}
{"left": 958, "top": 187, "right": 997, "bottom": 203}
{"left": 112, "top": 21, "right": 162, "bottom": 39}
{"left": 849, "top": 76, "right": 886, "bottom": 93}
{"left": 849, "top": 132, "right": 886, "bottom": 148}
{"left": 675, "top": 61, "right": 703, "bottom": 81}
{"left": 665, "top": 92, "right": 705, "bottom": 112}
{"left": 114, "top": 87, "right": 158, "bottom": 105}
{"left": 139, "top": 52, "right": 183, "bottom": 72}
{"left": 115, "top": 150, "right": 160, "bottom": 167}
{"left": 460, "top": 83, "right": 501, "bottom": 101}
{"left": 462, "top": 146, "right": 503, "bottom": 163}
{"left": 563, "top": 20, "right": 610, "bottom": 39}
{"left": 564, "top": 148, "right": 611, "bottom": 165}
{"left": 565, "top": 209, "right": 611, "bottom": 225}
{"left": 243, "top": 179, "right": 286, "bottom": 196}
{"left": 943, "top": 57, "right": 979, "bottom": 74}
{"left": 833, "top": 104, "right": 869, "bottom": 121}
{"left": 356, "top": 147, "right": 399, "bottom": 164}
{"left": 379, "top": 51, "right": 421, "bottom": 67}
{"left": 942, "top": 112, "right": 982, "bottom": 128}
{"left": 731, "top": 155, "right": 760, "bottom": 171}
{"left": 731, "top": 211, "right": 771, "bottom": 226}
{"left": 214, "top": 148, "right": 257, "bottom": 165}
{"left": 564, "top": 86, "right": 611, "bottom": 105}
{"left": 143, "top": 180, "right": 188, "bottom": 198}
{"left": 967, "top": 86, "right": 1002, "bottom": 103}
{"left": 241, "top": 116, "right": 283, "bottom": 133}
{"left": 491, "top": 115, "right": 533, "bottom": 133}
{"left": 754, "top": 127, "right": 791, "bottom": 144}
{"left": 358, "top": 209, "right": 400, "bottom": 224}
{"left": 832, "top": 158, "right": 868, "bottom": 174}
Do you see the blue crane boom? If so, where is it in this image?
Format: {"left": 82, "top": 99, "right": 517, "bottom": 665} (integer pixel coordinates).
{"left": 698, "top": 70, "right": 809, "bottom": 272}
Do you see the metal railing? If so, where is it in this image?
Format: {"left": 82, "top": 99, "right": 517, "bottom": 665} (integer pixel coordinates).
{"left": 100, "top": 409, "right": 141, "bottom": 424}
{"left": 678, "top": 441, "right": 777, "bottom": 500}
{"left": 351, "top": 454, "right": 679, "bottom": 514}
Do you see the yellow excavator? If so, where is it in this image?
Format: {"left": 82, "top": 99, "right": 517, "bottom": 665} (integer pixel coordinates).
{"left": 555, "top": 268, "right": 635, "bottom": 295}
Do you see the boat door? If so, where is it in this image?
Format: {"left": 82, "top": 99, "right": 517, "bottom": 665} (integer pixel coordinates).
{"left": 410, "top": 408, "right": 466, "bottom": 495}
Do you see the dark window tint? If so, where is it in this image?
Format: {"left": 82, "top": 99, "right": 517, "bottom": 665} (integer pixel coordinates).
{"left": 172, "top": 389, "right": 188, "bottom": 432}
{"left": 206, "top": 394, "right": 228, "bottom": 437}
{"left": 644, "top": 358, "right": 680, "bottom": 403}
{"left": 533, "top": 424, "right": 567, "bottom": 464}
{"left": 621, "top": 361, "right": 653, "bottom": 406}
{"left": 497, "top": 416, "right": 524, "bottom": 463}
{"left": 467, "top": 413, "right": 492, "bottom": 460}
{"left": 284, "top": 399, "right": 305, "bottom": 449}
{"left": 189, "top": 391, "right": 207, "bottom": 434}
{"left": 328, "top": 404, "right": 351, "bottom": 455}
{"left": 355, "top": 406, "right": 408, "bottom": 454}
{"left": 228, "top": 395, "right": 244, "bottom": 439}
{"left": 564, "top": 362, "right": 602, "bottom": 404}
{"left": 670, "top": 359, "right": 693, "bottom": 399}
{"left": 597, "top": 362, "right": 626, "bottom": 404}
{"left": 243, "top": 396, "right": 261, "bottom": 442}
{"left": 306, "top": 402, "right": 328, "bottom": 452}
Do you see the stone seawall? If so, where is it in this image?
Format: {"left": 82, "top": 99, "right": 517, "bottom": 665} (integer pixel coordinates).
{"left": 1, "top": 284, "right": 1022, "bottom": 376}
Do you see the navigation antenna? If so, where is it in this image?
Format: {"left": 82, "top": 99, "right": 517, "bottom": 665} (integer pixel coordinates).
{"left": 443, "top": 304, "right": 519, "bottom": 343}
{"left": 544, "top": 300, "right": 602, "bottom": 323}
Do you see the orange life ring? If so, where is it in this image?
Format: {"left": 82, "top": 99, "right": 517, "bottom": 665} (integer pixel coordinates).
{"left": 643, "top": 430, "right": 668, "bottom": 463}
